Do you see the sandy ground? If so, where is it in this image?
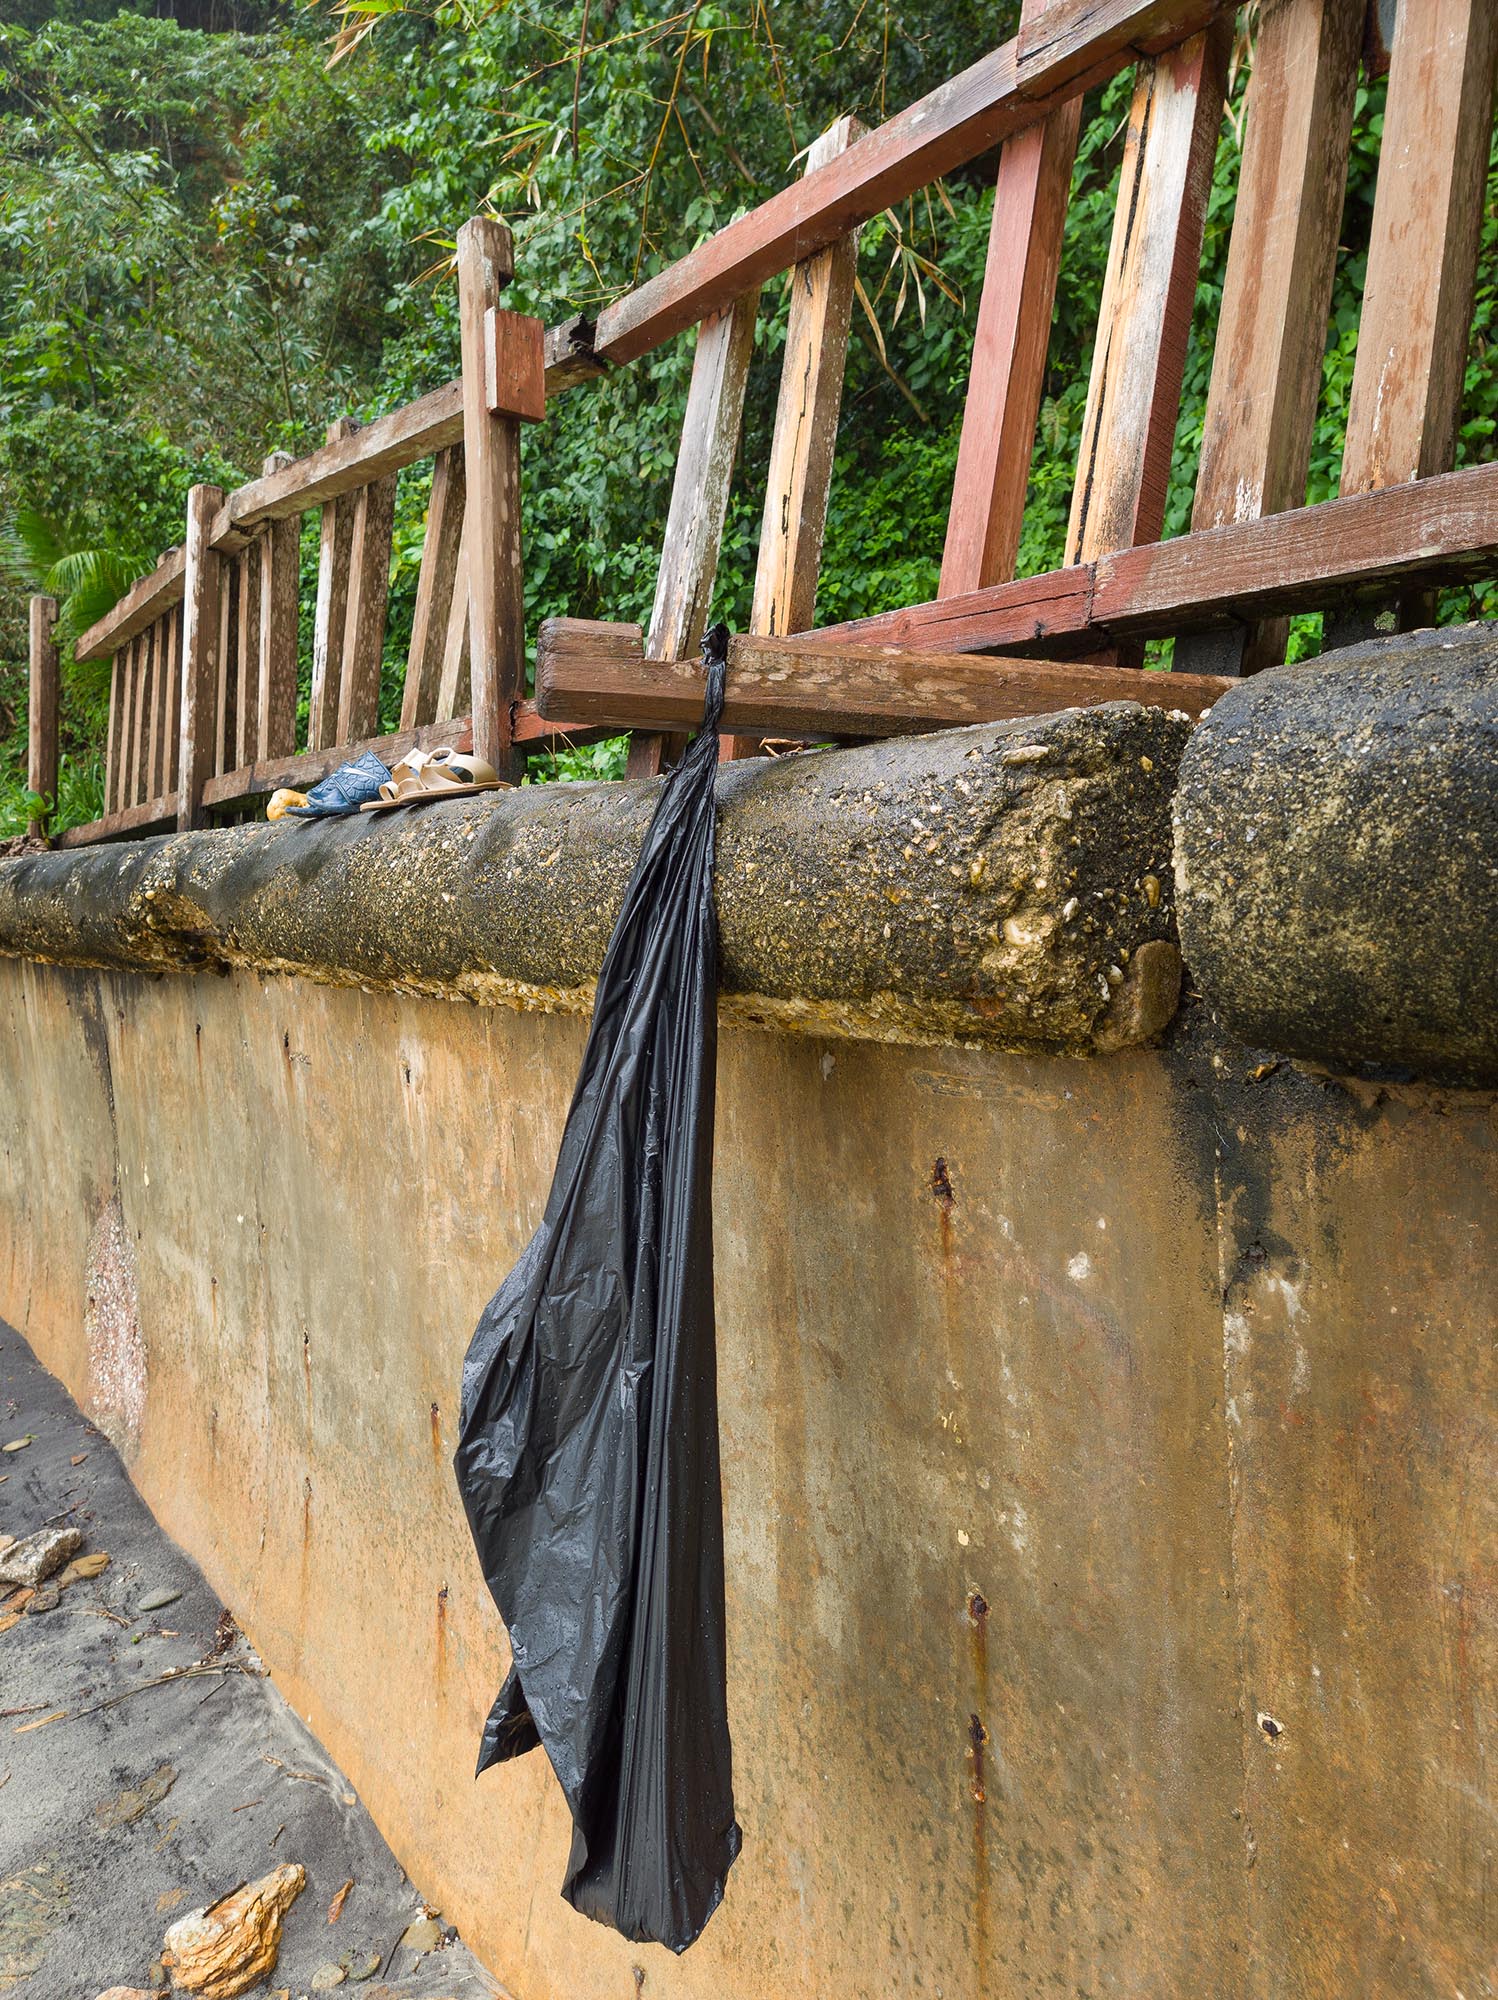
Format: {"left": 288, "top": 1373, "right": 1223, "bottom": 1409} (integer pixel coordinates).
{"left": 0, "top": 1320, "right": 503, "bottom": 2000}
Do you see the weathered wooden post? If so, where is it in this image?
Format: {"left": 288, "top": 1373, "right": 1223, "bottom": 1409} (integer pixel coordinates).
{"left": 27, "top": 594, "right": 59, "bottom": 839}
{"left": 176, "top": 484, "right": 225, "bottom": 831}
{"left": 457, "top": 216, "right": 544, "bottom": 781}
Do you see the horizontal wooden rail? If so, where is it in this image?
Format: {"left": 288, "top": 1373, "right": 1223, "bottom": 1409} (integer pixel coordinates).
{"left": 535, "top": 618, "right": 1231, "bottom": 736}
{"left": 825, "top": 459, "right": 1498, "bottom": 653}
{"left": 53, "top": 794, "right": 177, "bottom": 848}
{"left": 591, "top": 0, "right": 1222, "bottom": 365}
{"left": 200, "top": 715, "right": 475, "bottom": 808}
{"left": 75, "top": 551, "right": 185, "bottom": 662}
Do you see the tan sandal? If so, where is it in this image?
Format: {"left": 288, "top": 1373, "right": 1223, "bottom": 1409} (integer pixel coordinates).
{"left": 359, "top": 747, "right": 508, "bottom": 812}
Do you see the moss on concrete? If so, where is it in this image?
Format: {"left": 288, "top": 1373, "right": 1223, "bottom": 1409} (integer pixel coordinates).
{"left": 0, "top": 705, "right": 1192, "bottom": 1054}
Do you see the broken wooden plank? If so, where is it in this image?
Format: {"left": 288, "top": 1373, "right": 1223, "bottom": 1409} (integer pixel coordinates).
{"left": 309, "top": 418, "right": 358, "bottom": 752}
{"left": 74, "top": 549, "right": 185, "bottom": 663}
{"left": 27, "top": 596, "right": 58, "bottom": 836}
{"left": 627, "top": 288, "right": 761, "bottom": 779}
{"left": 1341, "top": 0, "right": 1498, "bottom": 495}
{"left": 335, "top": 475, "right": 397, "bottom": 746}
{"left": 592, "top": 4, "right": 1221, "bottom": 367}
{"left": 536, "top": 616, "right": 1229, "bottom": 737}
{"left": 401, "top": 443, "right": 467, "bottom": 731}
{"left": 175, "top": 484, "right": 226, "bottom": 831}
{"left": 458, "top": 216, "right": 527, "bottom": 777}
{"left": 1066, "top": 17, "right": 1232, "bottom": 566}
{"left": 940, "top": 99, "right": 1081, "bottom": 596}
{"left": 1175, "top": 0, "right": 1363, "bottom": 677}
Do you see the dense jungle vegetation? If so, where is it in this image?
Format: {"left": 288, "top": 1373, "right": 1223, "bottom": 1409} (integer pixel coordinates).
{"left": 2, "top": 0, "right": 1497, "bottom": 831}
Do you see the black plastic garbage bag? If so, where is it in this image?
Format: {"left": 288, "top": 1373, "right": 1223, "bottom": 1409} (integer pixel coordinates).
{"left": 454, "top": 627, "right": 741, "bottom": 1952}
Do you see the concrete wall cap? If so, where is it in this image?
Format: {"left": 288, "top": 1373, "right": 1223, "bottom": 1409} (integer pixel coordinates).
{"left": 0, "top": 705, "right": 1191, "bottom": 1056}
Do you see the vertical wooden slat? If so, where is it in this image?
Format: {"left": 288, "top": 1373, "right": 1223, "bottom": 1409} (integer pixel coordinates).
{"left": 104, "top": 652, "right": 122, "bottom": 815}
{"left": 1065, "top": 18, "right": 1233, "bottom": 568}
{"left": 722, "top": 115, "right": 863, "bottom": 760}
{"left": 1175, "top": 0, "right": 1363, "bottom": 676}
{"left": 129, "top": 624, "right": 153, "bottom": 807}
{"left": 435, "top": 531, "right": 472, "bottom": 724}
{"left": 234, "top": 544, "right": 261, "bottom": 771}
{"left": 458, "top": 215, "right": 525, "bottom": 778}
{"left": 114, "top": 642, "right": 136, "bottom": 814}
{"left": 310, "top": 417, "right": 358, "bottom": 752}
{"left": 176, "top": 484, "right": 225, "bottom": 832}
{"left": 147, "top": 614, "right": 169, "bottom": 799}
{"left": 162, "top": 605, "right": 182, "bottom": 793}
{"left": 215, "top": 556, "right": 238, "bottom": 778}
{"left": 626, "top": 288, "right": 761, "bottom": 778}
{"left": 27, "top": 595, "right": 59, "bottom": 837}
{"left": 940, "top": 100, "right": 1082, "bottom": 596}
{"left": 1341, "top": 0, "right": 1498, "bottom": 495}
{"left": 752, "top": 115, "right": 865, "bottom": 639}
{"left": 401, "top": 443, "right": 467, "bottom": 730}
{"left": 257, "top": 452, "right": 301, "bottom": 760}
{"left": 335, "top": 474, "right": 397, "bottom": 746}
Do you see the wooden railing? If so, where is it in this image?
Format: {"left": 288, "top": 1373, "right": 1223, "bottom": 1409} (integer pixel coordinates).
{"left": 38, "top": 218, "right": 569, "bottom": 847}
{"left": 27, "top": 0, "right": 1498, "bottom": 838}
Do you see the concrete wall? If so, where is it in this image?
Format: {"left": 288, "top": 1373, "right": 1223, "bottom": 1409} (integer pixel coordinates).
{"left": 2, "top": 954, "right": 1493, "bottom": 1999}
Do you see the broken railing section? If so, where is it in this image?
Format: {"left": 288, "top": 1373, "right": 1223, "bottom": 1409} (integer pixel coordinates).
{"left": 54, "top": 217, "right": 549, "bottom": 847}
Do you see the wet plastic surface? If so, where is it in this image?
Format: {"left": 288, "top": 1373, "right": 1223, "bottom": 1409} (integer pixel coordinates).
{"left": 454, "top": 630, "right": 740, "bottom": 1953}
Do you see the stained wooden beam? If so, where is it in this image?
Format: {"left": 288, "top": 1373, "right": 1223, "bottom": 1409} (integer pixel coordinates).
{"left": 536, "top": 617, "right": 1229, "bottom": 737}
{"left": 592, "top": 4, "right": 1221, "bottom": 367}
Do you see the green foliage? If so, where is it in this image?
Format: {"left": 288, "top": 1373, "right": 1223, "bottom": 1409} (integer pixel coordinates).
{"left": 2, "top": 0, "right": 1497, "bottom": 835}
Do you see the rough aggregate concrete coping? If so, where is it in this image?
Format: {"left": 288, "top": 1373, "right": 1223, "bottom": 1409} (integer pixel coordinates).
{"left": 1175, "top": 621, "right": 1498, "bottom": 1086}
{"left": 0, "top": 706, "right": 1192, "bottom": 1056}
